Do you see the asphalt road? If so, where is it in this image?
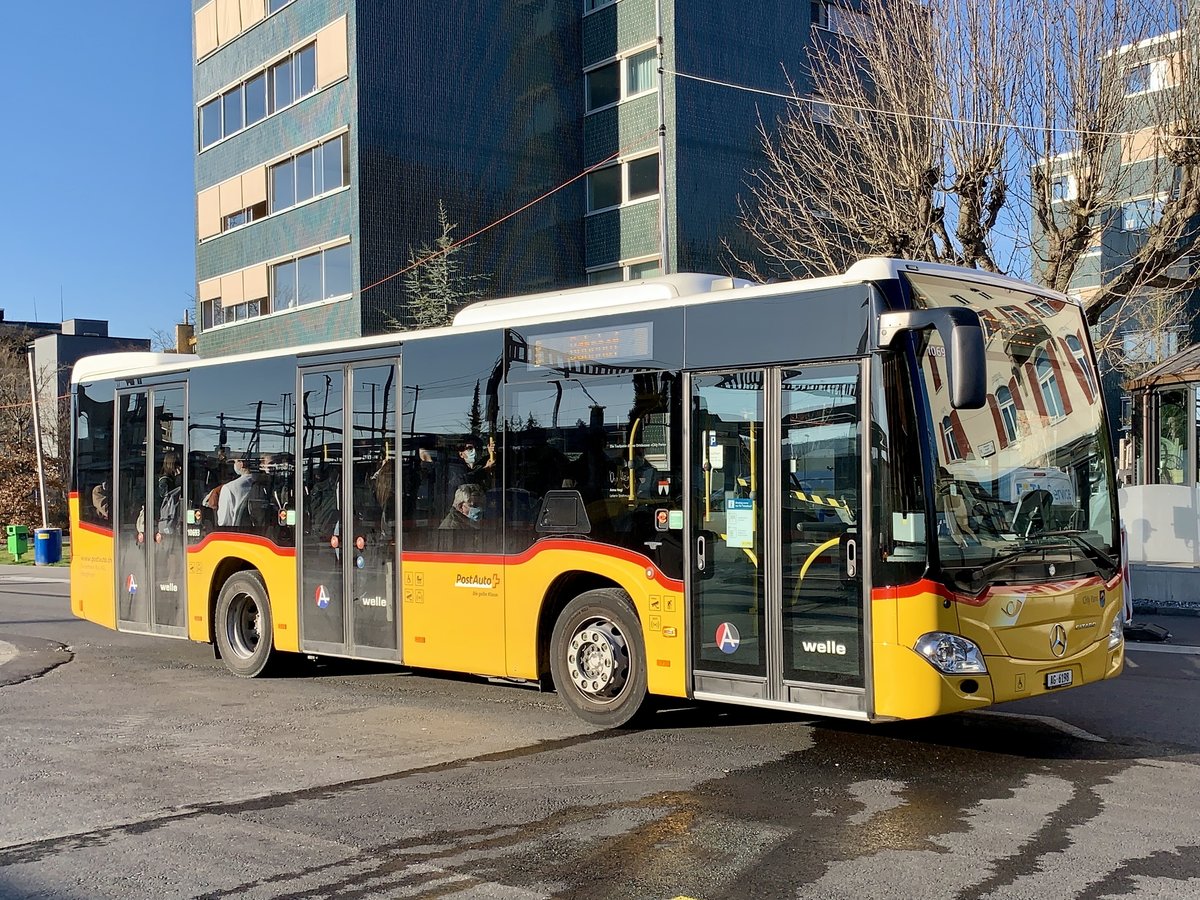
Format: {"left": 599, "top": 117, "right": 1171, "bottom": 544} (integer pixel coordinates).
{"left": 2, "top": 568, "right": 1199, "bottom": 899}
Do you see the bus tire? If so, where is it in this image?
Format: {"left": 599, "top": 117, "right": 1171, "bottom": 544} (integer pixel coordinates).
{"left": 550, "top": 588, "right": 652, "bottom": 728}
{"left": 214, "top": 571, "right": 276, "bottom": 678}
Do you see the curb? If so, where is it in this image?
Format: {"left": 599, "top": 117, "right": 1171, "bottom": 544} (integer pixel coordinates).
{"left": 0, "top": 565, "right": 71, "bottom": 580}
{"left": 1132, "top": 599, "right": 1200, "bottom": 618}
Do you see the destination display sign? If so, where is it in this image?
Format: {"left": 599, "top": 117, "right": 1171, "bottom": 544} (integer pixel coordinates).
{"left": 530, "top": 322, "right": 653, "bottom": 368}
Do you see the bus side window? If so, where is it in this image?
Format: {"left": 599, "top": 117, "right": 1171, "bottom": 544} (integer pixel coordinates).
{"left": 75, "top": 383, "right": 116, "bottom": 527}
{"left": 401, "top": 332, "right": 504, "bottom": 555}
{"left": 188, "top": 358, "right": 296, "bottom": 545}
{"left": 506, "top": 372, "right": 679, "bottom": 555}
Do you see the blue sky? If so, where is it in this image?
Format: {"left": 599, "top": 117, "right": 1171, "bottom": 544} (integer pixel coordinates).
{"left": 0, "top": 4, "right": 193, "bottom": 341}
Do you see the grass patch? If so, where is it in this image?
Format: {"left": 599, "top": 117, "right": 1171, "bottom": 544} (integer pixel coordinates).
{"left": 4, "top": 539, "right": 72, "bottom": 567}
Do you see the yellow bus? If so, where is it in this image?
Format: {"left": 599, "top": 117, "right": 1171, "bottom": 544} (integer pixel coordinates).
{"left": 70, "top": 259, "right": 1125, "bottom": 727}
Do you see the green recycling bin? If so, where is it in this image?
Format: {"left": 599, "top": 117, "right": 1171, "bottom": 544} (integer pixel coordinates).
{"left": 7, "top": 524, "right": 30, "bottom": 561}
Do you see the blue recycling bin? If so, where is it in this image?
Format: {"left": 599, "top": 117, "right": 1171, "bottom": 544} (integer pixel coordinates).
{"left": 34, "top": 528, "right": 62, "bottom": 565}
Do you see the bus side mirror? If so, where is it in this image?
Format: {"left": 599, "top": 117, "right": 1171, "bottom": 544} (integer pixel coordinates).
{"left": 878, "top": 308, "right": 986, "bottom": 410}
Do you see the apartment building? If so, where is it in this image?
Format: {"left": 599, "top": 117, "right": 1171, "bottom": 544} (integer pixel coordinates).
{"left": 192, "top": 0, "right": 830, "bottom": 355}
{"left": 1034, "top": 31, "right": 1200, "bottom": 435}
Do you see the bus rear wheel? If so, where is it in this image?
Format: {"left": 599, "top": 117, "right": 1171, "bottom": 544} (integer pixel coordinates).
{"left": 550, "top": 588, "right": 651, "bottom": 728}
{"left": 215, "top": 571, "right": 276, "bottom": 678}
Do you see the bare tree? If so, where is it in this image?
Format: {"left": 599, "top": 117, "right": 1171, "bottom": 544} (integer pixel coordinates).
{"left": 1096, "top": 287, "right": 1191, "bottom": 383}
{"left": 149, "top": 327, "right": 176, "bottom": 353}
{"left": 0, "top": 334, "right": 67, "bottom": 530}
{"left": 734, "top": 0, "right": 1200, "bottom": 332}
{"left": 732, "top": 0, "right": 1017, "bottom": 278}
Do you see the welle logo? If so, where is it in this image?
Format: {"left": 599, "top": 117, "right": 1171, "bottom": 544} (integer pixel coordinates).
{"left": 800, "top": 639, "right": 847, "bottom": 656}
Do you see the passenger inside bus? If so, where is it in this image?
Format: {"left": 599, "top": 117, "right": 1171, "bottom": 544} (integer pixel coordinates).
{"left": 446, "top": 437, "right": 495, "bottom": 504}
{"left": 439, "top": 483, "right": 485, "bottom": 551}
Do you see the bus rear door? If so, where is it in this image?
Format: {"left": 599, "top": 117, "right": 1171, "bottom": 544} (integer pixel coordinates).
{"left": 297, "top": 360, "right": 400, "bottom": 662}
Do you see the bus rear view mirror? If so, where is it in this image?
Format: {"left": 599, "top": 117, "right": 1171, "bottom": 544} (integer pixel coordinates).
{"left": 877, "top": 308, "right": 986, "bottom": 410}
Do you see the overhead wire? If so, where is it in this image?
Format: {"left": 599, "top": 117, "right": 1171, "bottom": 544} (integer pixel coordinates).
{"left": 359, "top": 127, "right": 661, "bottom": 298}
{"left": 665, "top": 67, "right": 1199, "bottom": 143}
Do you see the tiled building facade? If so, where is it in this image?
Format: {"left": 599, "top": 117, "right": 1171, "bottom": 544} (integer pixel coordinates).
{"left": 193, "top": 0, "right": 823, "bottom": 356}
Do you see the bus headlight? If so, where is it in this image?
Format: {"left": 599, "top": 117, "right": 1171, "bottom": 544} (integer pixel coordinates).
{"left": 1108, "top": 615, "right": 1124, "bottom": 650}
{"left": 914, "top": 632, "right": 988, "bottom": 674}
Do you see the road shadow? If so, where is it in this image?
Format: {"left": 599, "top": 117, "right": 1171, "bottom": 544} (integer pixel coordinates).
{"left": 638, "top": 699, "right": 1200, "bottom": 764}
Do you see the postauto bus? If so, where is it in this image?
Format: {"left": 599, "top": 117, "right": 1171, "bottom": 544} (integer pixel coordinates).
{"left": 70, "top": 259, "right": 1124, "bottom": 727}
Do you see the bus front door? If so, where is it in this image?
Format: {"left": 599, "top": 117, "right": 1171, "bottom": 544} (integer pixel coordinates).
{"left": 688, "top": 363, "right": 867, "bottom": 717}
{"left": 298, "top": 362, "right": 400, "bottom": 661}
{"left": 115, "top": 386, "right": 188, "bottom": 637}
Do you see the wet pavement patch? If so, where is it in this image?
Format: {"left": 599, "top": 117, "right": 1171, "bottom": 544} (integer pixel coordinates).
{"left": 0, "top": 634, "right": 72, "bottom": 687}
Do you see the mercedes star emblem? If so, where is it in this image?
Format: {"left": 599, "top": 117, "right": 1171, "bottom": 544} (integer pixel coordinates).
{"left": 1050, "top": 624, "right": 1068, "bottom": 658}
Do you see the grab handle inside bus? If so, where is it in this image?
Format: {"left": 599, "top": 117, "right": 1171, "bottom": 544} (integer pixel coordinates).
{"left": 877, "top": 307, "right": 986, "bottom": 409}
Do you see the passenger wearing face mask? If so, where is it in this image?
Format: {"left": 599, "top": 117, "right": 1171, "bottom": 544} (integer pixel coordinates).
{"left": 440, "top": 484, "right": 485, "bottom": 531}
{"left": 446, "top": 436, "right": 495, "bottom": 507}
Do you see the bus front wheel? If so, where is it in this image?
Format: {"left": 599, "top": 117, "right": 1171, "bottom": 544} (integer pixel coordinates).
{"left": 215, "top": 571, "right": 276, "bottom": 678}
{"left": 550, "top": 588, "right": 651, "bottom": 728}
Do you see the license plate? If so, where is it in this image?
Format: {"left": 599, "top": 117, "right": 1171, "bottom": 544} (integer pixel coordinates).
{"left": 1045, "top": 669, "right": 1073, "bottom": 689}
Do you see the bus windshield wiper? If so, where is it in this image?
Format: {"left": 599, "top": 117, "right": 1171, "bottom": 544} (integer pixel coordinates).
{"left": 964, "top": 539, "right": 1095, "bottom": 588}
{"left": 1037, "top": 530, "right": 1118, "bottom": 571}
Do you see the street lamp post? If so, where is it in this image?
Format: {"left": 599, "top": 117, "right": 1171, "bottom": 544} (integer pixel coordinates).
{"left": 24, "top": 344, "right": 50, "bottom": 530}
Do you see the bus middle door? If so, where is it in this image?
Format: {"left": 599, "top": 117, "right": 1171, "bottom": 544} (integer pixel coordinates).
{"left": 687, "top": 363, "right": 868, "bottom": 716}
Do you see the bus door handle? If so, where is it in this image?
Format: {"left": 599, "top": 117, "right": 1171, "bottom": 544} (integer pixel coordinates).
{"left": 844, "top": 537, "right": 857, "bottom": 579}
{"left": 696, "top": 534, "right": 707, "bottom": 573}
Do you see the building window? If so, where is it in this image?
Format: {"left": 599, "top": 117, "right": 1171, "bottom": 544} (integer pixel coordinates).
{"left": 587, "top": 165, "right": 622, "bottom": 211}
{"left": 628, "top": 259, "right": 661, "bottom": 279}
{"left": 268, "top": 0, "right": 294, "bottom": 14}
{"left": 585, "top": 45, "right": 658, "bottom": 113}
{"left": 1034, "top": 349, "right": 1066, "bottom": 420}
{"left": 1029, "top": 297, "right": 1058, "bottom": 317}
{"left": 625, "top": 48, "right": 657, "bottom": 96}
{"left": 1004, "top": 305, "right": 1034, "bottom": 327}
{"left": 1121, "top": 195, "right": 1165, "bottom": 231}
{"left": 1126, "top": 59, "right": 1168, "bottom": 95}
{"left": 228, "top": 299, "right": 269, "bottom": 322}
{"left": 586, "top": 62, "right": 620, "bottom": 111}
{"left": 200, "top": 298, "right": 223, "bottom": 331}
{"left": 1064, "top": 334, "right": 1097, "bottom": 395}
{"left": 199, "top": 42, "right": 319, "bottom": 150}
{"left": 270, "top": 243, "right": 353, "bottom": 311}
{"left": 199, "top": 297, "right": 270, "bottom": 330}
{"left": 245, "top": 72, "right": 267, "bottom": 126}
{"left": 200, "top": 99, "right": 222, "bottom": 148}
{"left": 627, "top": 154, "right": 659, "bottom": 200}
{"left": 587, "top": 258, "right": 662, "bottom": 284}
{"left": 941, "top": 415, "right": 962, "bottom": 462}
{"left": 268, "top": 135, "right": 348, "bottom": 215}
{"left": 586, "top": 153, "right": 659, "bottom": 212}
{"left": 996, "top": 387, "right": 1019, "bottom": 443}
{"left": 198, "top": 293, "right": 272, "bottom": 333}
{"left": 222, "top": 202, "right": 267, "bottom": 232}
{"left": 583, "top": 0, "right": 617, "bottom": 13}
{"left": 1051, "top": 175, "right": 1076, "bottom": 202}
{"left": 812, "top": 1, "right": 873, "bottom": 37}
{"left": 1123, "top": 328, "right": 1180, "bottom": 364}
{"left": 587, "top": 266, "right": 622, "bottom": 285}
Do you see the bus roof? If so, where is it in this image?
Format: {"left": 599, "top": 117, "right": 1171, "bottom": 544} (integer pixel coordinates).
{"left": 71, "top": 258, "right": 1067, "bottom": 385}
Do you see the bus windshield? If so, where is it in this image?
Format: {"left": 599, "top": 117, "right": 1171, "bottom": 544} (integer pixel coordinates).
{"left": 904, "top": 272, "right": 1119, "bottom": 592}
